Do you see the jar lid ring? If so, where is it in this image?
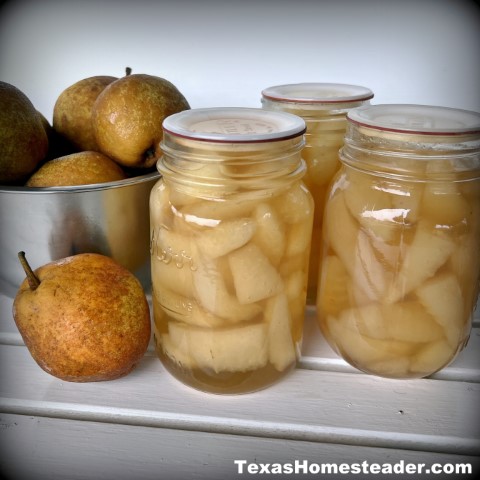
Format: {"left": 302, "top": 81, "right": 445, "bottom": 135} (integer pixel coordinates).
{"left": 163, "top": 107, "right": 306, "bottom": 143}
{"left": 261, "top": 83, "right": 374, "bottom": 104}
{"left": 347, "top": 104, "right": 480, "bottom": 136}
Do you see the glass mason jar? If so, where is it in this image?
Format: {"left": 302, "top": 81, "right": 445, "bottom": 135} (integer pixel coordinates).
{"left": 316, "top": 104, "right": 480, "bottom": 379}
{"left": 261, "top": 83, "right": 374, "bottom": 304}
{"left": 150, "top": 107, "right": 314, "bottom": 394}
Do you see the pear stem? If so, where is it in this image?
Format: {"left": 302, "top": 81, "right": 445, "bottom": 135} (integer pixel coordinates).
{"left": 125, "top": 67, "right": 132, "bottom": 76}
{"left": 18, "top": 251, "right": 40, "bottom": 291}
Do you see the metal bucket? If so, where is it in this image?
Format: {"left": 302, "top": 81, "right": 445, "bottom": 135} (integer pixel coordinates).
{"left": 0, "top": 172, "right": 159, "bottom": 297}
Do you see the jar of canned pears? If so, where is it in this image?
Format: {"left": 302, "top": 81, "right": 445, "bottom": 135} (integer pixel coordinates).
{"left": 317, "top": 104, "right": 480, "bottom": 379}
{"left": 150, "top": 107, "right": 314, "bottom": 394}
{"left": 261, "top": 83, "right": 374, "bottom": 303}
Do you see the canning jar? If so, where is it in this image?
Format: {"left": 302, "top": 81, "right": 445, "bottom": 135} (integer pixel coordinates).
{"left": 150, "top": 107, "right": 314, "bottom": 394}
{"left": 316, "top": 104, "right": 480, "bottom": 379}
{"left": 261, "top": 83, "right": 374, "bottom": 303}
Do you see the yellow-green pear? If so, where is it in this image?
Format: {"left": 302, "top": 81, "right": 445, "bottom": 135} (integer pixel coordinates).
{"left": 26, "top": 151, "right": 127, "bottom": 187}
{"left": 53, "top": 75, "right": 118, "bottom": 152}
{"left": 92, "top": 72, "right": 190, "bottom": 169}
{"left": 0, "top": 82, "right": 48, "bottom": 184}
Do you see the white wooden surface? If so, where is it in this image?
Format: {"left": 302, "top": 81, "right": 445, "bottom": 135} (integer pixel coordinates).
{"left": 1, "top": 292, "right": 479, "bottom": 479}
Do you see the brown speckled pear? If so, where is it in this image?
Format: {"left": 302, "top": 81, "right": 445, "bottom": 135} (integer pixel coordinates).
{"left": 26, "top": 151, "right": 127, "bottom": 187}
{"left": 0, "top": 82, "right": 49, "bottom": 184}
{"left": 53, "top": 75, "right": 118, "bottom": 152}
{"left": 92, "top": 71, "right": 190, "bottom": 169}
{"left": 13, "top": 252, "right": 151, "bottom": 382}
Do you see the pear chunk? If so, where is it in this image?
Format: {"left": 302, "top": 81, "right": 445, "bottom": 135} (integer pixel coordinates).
{"left": 228, "top": 243, "right": 283, "bottom": 304}
{"left": 161, "top": 332, "right": 195, "bottom": 369}
{"left": 273, "top": 183, "right": 313, "bottom": 224}
{"left": 421, "top": 183, "right": 471, "bottom": 226}
{"left": 252, "top": 203, "right": 286, "bottom": 265}
{"left": 196, "top": 218, "right": 256, "bottom": 258}
{"left": 193, "top": 257, "right": 262, "bottom": 322}
{"left": 416, "top": 273, "right": 465, "bottom": 348}
{"left": 264, "top": 294, "right": 296, "bottom": 372}
{"left": 386, "top": 222, "right": 455, "bottom": 303}
{"left": 410, "top": 339, "right": 456, "bottom": 374}
{"left": 166, "top": 321, "right": 268, "bottom": 373}
{"left": 153, "top": 288, "right": 226, "bottom": 328}
{"left": 317, "top": 254, "right": 350, "bottom": 317}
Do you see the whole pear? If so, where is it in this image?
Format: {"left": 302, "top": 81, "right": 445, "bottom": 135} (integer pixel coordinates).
{"left": 0, "top": 82, "right": 48, "bottom": 184}
{"left": 53, "top": 75, "right": 117, "bottom": 152}
{"left": 26, "top": 151, "right": 127, "bottom": 187}
{"left": 13, "top": 252, "right": 151, "bottom": 382}
{"left": 92, "top": 72, "right": 190, "bottom": 169}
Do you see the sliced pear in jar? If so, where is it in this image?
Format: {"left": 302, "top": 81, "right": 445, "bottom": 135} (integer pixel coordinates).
{"left": 161, "top": 332, "right": 196, "bottom": 370}
{"left": 409, "top": 339, "right": 457, "bottom": 375}
{"left": 181, "top": 197, "right": 258, "bottom": 221}
{"left": 344, "top": 170, "right": 396, "bottom": 241}
{"left": 251, "top": 202, "right": 286, "bottom": 266}
{"left": 167, "top": 321, "right": 268, "bottom": 373}
{"left": 150, "top": 182, "right": 174, "bottom": 229}
{"left": 416, "top": 273, "right": 466, "bottom": 348}
{"left": 324, "top": 191, "right": 359, "bottom": 271}
{"left": 154, "top": 288, "right": 227, "bottom": 328}
{"left": 421, "top": 183, "right": 471, "bottom": 227}
{"left": 382, "top": 301, "right": 445, "bottom": 343}
{"left": 317, "top": 254, "right": 351, "bottom": 317}
{"left": 390, "top": 181, "right": 423, "bottom": 225}
{"left": 228, "top": 243, "right": 283, "bottom": 304}
{"left": 150, "top": 229, "right": 196, "bottom": 298}
{"left": 195, "top": 217, "right": 256, "bottom": 259}
{"left": 327, "top": 308, "right": 417, "bottom": 365}
{"left": 264, "top": 293, "right": 296, "bottom": 372}
{"left": 273, "top": 183, "right": 313, "bottom": 224}
{"left": 193, "top": 257, "right": 262, "bottom": 322}
{"left": 385, "top": 221, "right": 455, "bottom": 303}
{"left": 284, "top": 219, "right": 313, "bottom": 258}
{"left": 366, "top": 357, "right": 411, "bottom": 378}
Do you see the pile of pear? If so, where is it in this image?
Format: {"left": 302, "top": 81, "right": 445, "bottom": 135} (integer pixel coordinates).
{"left": 0, "top": 68, "right": 190, "bottom": 186}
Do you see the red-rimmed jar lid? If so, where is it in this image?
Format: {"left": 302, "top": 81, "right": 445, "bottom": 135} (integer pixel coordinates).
{"left": 261, "top": 83, "right": 374, "bottom": 105}
{"left": 162, "top": 107, "right": 306, "bottom": 143}
{"left": 347, "top": 104, "right": 480, "bottom": 136}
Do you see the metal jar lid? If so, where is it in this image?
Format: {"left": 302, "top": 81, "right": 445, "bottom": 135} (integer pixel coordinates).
{"left": 162, "top": 107, "right": 306, "bottom": 143}
{"left": 347, "top": 104, "right": 480, "bottom": 136}
{"left": 261, "top": 83, "right": 374, "bottom": 105}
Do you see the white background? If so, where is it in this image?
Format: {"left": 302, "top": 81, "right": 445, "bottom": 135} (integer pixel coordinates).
{"left": 0, "top": 0, "right": 479, "bottom": 121}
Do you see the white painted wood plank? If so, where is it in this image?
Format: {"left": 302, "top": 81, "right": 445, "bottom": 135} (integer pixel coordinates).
{"left": 1, "top": 414, "right": 479, "bottom": 480}
{"left": 1, "top": 344, "right": 479, "bottom": 455}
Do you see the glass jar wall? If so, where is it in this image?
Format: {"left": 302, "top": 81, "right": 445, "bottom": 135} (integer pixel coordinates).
{"left": 261, "top": 83, "right": 374, "bottom": 303}
{"left": 150, "top": 108, "right": 314, "bottom": 394}
{"left": 316, "top": 104, "right": 480, "bottom": 379}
